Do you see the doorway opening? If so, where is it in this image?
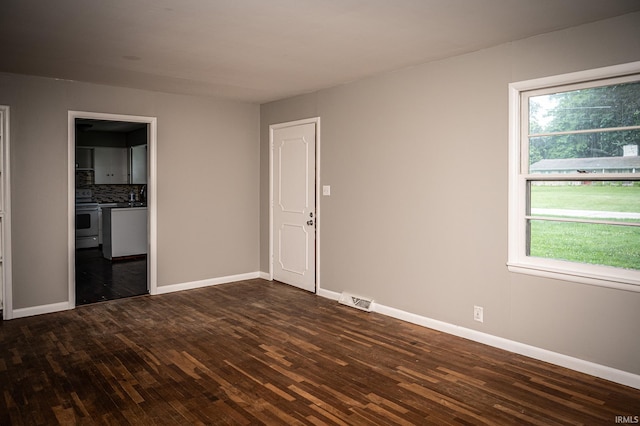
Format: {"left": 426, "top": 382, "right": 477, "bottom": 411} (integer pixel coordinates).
{"left": 68, "top": 112, "right": 157, "bottom": 307}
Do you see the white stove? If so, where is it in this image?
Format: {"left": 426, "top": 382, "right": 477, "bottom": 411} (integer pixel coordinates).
{"left": 75, "top": 188, "right": 96, "bottom": 204}
{"left": 75, "top": 189, "right": 99, "bottom": 248}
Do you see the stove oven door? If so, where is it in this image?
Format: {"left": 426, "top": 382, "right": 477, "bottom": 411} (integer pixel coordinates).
{"left": 76, "top": 206, "right": 99, "bottom": 248}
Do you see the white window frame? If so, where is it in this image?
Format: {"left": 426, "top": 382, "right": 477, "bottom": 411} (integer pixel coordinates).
{"left": 508, "top": 61, "right": 640, "bottom": 293}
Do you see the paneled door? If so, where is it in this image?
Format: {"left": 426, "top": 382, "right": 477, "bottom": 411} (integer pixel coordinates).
{"left": 272, "top": 121, "right": 316, "bottom": 292}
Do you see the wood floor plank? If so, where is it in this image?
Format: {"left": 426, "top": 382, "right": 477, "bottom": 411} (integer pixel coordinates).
{"left": 1, "top": 279, "right": 639, "bottom": 424}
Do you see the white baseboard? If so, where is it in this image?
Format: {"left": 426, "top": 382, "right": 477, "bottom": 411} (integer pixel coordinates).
{"left": 259, "top": 271, "right": 270, "bottom": 280}
{"left": 9, "top": 272, "right": 264, "bottom": 319}
{"left": 12, "top": 301, "right": 71, "bottom": 319}
{"left": 317, "top": 288, "right": 640, "bottom": 390}
{"left": 156, "top": 271, "right": 262, "bottom": 295}
{"left": 317, "top": 288, "right": 340, "bottom": 300}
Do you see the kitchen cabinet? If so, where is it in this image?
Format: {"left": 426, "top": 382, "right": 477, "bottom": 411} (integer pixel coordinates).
{"left": 130, "top": 144, "right": 147, "bottom": 184}
{"left": 102, "top": 207, "right": 147, "bottom": 260}
{"left": 98, "top": 203, "right": 119, "bottom": 245}
{"left": 94, "top": 147, "right": 128, "bottom": 184}
{"left": 75, "top": 147, "right": 94, "bottom": 169}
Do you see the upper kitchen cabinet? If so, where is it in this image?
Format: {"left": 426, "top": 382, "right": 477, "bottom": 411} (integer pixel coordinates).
{"left": 130, "top": 144, "right": 147, "bottom": 184}
{"left": 76, "top": 119, "right": 148, "bottom": 185}
{"left": 76, "top": 147, "right": 94, "bottom": 170}
{"left": 94, "top": 147, "right": 128, "bottom": 184}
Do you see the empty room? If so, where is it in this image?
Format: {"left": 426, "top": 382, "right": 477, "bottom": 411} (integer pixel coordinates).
{"left": 1, "top": 1, "right": 639, "bottom": 424}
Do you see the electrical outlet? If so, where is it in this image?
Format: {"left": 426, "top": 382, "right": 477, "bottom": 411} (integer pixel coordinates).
{"left": 474, "top": 305, "right": 484, "bottom": 323}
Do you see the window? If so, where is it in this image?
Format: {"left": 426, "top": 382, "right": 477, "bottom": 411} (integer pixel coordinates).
{"left": 508, "top": 62, "right": 640, "bottom": 291}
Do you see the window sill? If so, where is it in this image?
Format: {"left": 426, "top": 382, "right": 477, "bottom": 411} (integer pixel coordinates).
{"left": 507, "top": 262, "right": 640, "bottom": 293}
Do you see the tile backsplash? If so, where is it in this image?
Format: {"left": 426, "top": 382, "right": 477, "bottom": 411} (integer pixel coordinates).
{"left": 76, "top": 170, "right": 93, "bottom": 187}
{"left": 76, "top": 170, "right": 144, "bottom": 203}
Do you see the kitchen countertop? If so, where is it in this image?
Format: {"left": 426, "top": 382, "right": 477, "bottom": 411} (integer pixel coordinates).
{"left": 100, "top": 202, "right": 147, "bottom": 208}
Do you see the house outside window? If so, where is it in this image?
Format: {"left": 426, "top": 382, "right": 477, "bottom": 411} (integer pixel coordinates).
{"left": 508, "top": 62, "right": 640, "bottom": 291}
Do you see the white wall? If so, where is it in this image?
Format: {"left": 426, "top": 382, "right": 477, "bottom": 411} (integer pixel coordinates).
{"left": 0, "top": 74, "right": 260, "bottom": 310}
{"left": 260, "top": 12, "right": 640, "bottom": 375}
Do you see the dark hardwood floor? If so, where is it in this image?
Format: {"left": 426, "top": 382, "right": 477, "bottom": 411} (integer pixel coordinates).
{"left": 1, "top": 279, "right": 639, "bottom": 425}
{"left": 75, "top": 248, "right": 148, "bottom": 306}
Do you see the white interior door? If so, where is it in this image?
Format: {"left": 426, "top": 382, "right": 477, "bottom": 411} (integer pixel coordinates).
{"left": 272, "top": 122, "right": 316, "bottom": 292}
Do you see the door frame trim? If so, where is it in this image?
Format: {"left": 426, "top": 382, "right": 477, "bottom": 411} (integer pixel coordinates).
{"left": 68, "top": 111, "right": 158, "bottom": 308}
{"left": 1, "top": 106, "right": 12, "bottom": 319}
{"left": 269, "top": 117, "right": 321, "bottom": 292}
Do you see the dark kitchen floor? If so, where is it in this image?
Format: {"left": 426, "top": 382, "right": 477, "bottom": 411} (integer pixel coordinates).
{"left": 75, "top": 247, "right": 148, "bottom": 306}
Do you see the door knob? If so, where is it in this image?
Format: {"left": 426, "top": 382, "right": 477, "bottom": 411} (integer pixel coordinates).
{"left": 307, "top": 220, "right": 314, "bottom": 226}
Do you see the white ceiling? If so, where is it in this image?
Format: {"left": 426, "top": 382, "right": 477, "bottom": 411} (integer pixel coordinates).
{"left": 2, "top": 0, "right": 639, "bottom": 104}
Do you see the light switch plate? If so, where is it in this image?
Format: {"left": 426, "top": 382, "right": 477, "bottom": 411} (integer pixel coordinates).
{"left": 323, "top": 185, "right": 331, "bottom": 196}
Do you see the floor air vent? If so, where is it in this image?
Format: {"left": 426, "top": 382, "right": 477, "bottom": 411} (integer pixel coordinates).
{"left": 338, "top": 292, "right": 373, "bottom": 312}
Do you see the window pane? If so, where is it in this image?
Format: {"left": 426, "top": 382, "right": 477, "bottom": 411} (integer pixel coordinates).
{"left": 529, "top": 182, "right": 640, "bottom": 220}
{"left": 529, "top": 130, "right": 640, "bottom": 172}
{"left": 529, "top": 80, "right": 640, "bottom": 134}
{"left": 528, "top": 220, "right": 640, "bottom": 270}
